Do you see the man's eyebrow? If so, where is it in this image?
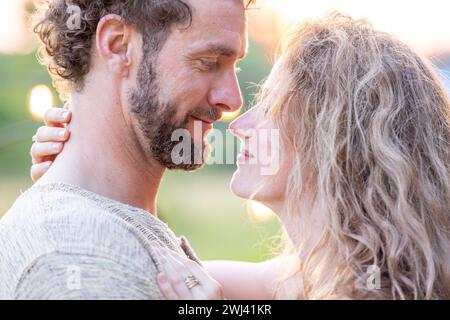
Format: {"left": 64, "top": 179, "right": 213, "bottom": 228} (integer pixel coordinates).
{"left": 190, "top": 43, "right": 241, "bottom": 58}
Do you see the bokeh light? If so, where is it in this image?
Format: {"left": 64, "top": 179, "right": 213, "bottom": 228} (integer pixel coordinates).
{"left": 29, "top": 85, "right": 53, "bottom": 120}
{"left": 247, "top": 200, "right": 276, "bottom": 222}
{"left": 221, "top": 110, "right": 242, "bottom": 122}
{"left": 0, "top": 0, "right": 34, "bottom": 54}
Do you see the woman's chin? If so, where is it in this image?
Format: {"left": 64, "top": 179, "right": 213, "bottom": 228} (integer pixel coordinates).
{"left": 230, "top": 169, "right": 253, "bottom": 200}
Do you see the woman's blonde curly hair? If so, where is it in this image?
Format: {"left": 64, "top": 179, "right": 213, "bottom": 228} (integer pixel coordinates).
{"left": 265, "top": 12, "right": 450, "bottom": 299}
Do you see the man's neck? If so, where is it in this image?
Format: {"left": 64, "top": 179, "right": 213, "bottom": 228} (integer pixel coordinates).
{"left": 37, "top": 90, "right": 164, "bottom": 214}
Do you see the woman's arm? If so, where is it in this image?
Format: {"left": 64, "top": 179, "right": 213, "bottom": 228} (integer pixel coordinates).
{"left": 203, "top": 258, "right": 281, "bottom": 300}
{"left": 153, "top": 241, "right": 284, "bottom": 300}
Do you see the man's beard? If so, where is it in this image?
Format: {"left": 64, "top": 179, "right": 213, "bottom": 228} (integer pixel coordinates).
{"left": 129, "top": 56, "right": 221, "bottom": 171}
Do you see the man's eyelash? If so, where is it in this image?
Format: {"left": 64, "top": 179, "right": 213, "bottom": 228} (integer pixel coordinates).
{"left": 200, "top": 59, "right": 218, "bottom": 70}
{"left": 196, "top": 59, "right": 242, "bottom": 74}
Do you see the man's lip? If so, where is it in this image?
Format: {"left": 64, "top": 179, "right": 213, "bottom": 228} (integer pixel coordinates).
{"left": 191, "top": 115, "right": 217, "bottom": 124}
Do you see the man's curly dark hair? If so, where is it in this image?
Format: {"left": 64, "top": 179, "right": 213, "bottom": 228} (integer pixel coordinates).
{"left": 33, "top": 0, "right": 256, "bottom": 94}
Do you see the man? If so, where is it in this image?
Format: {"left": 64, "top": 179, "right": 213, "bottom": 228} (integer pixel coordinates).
{"left": 0, "top": 0, "right": 251, "bottom": 299}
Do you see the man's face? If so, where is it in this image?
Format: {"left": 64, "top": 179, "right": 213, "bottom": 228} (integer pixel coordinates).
{"left": 130, "top": 0, "right": 248, "bottom": 171}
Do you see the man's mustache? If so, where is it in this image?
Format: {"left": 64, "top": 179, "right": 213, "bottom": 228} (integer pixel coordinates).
{"left": 189, "top": 107, "right": 222, "bottom": 123}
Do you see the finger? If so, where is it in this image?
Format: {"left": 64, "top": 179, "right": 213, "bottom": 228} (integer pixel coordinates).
{"left": 31, "top": 142, "right": 63, "bottom": 164}
{"left": 30, "top": 161, "right": 52, "bottom": 182}
{"left": 44, "top": 108, "right": 71, "bottom": 128}
{"left": 153, "top": 246, "right": 191, "bottom": 298}
{"left": 153, "top": 246, "right": 206, "bottom": 300}
{"left": 152, "top": 245, "right": 193, "bottom": 300}
{"left": 156, "top": 273, "right": 179, "bottom": 300}
{"left": 159, "top": 246, "right": 209, "bottom": 283}
{"left": 35, "top": 126, "right": 70, "bottom": 143}
{"left": 157, "top": 247, "right": 208, "bottom": 299}
{"left": 160, "top": 247, "right": 222, "bottom": 300}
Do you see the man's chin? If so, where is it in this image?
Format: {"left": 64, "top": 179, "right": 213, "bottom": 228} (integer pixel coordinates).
{"left": 166, "top": 163, "right": 206, "bottom": 172}
{"left": 160, "top": 143, "right": 211, "bottom": 172}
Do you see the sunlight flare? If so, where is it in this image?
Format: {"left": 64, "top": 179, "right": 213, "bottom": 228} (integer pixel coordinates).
{"left": 29, "top": 85, "right": 54, "bottom": 120}
{"left": 247, "top": 200, "right": 275, "bottom": 222}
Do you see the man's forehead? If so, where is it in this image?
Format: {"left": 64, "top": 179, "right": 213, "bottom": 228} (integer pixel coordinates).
{"left": 183, "top": 0, "right": 248, "bottom": 57}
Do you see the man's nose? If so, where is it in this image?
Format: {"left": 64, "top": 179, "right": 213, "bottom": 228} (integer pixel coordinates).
{"left": 208, "top": 72, "right": 243, "bottom": 113}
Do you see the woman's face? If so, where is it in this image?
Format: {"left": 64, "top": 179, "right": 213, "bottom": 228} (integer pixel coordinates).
{"left": 229, "top": 65, "right": 293, "bottom": 210}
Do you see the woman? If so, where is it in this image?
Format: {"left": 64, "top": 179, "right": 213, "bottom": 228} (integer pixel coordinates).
{"left": 30, "top": 13, "right": 450, "bottom": 299}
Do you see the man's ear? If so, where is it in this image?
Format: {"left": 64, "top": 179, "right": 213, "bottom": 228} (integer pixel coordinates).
{"left": 95, "top": 14, "right": 135, "bottom": 77}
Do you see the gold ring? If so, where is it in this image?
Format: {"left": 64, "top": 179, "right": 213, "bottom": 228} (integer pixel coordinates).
{"left": 184, "top": 275, "right": 200, "bottom": 290}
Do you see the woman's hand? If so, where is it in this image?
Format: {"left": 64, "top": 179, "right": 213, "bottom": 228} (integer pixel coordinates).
{"left": 153, "top": 244, "right": 225, "bottom": 300}
{"left": 30, "top": 107, "right": 72, "bottom": 182}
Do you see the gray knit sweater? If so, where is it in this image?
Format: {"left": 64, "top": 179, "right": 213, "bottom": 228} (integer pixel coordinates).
{"left": 0, "top": 183, "right": 198, "bottom": 300}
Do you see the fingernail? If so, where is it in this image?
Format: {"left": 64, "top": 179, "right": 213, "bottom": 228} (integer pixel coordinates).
{"left": 42, "top": 161, "right": 52, "bottom": 168}
{"left": 53, "top": 143, "right": 61, "bottom": 150}
{"left": 58, "top": 130, "right": 66, "bottom": 139}
{"left": 61, "top": 111, "right": 69, "bottom": 120}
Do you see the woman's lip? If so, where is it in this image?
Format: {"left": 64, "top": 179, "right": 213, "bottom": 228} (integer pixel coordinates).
{"left": 237, "top": 150, "right": 253, "bottom": 164}
{"left": 236, "top": 153, "right": 248, "bottom": 164}
{"left": 242, "top": 149, "right": 253, "bottom": 157}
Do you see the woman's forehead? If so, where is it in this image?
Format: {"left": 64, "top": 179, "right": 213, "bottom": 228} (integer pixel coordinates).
{"left": 264, "top": 57, "right": 286, "bottom": 90}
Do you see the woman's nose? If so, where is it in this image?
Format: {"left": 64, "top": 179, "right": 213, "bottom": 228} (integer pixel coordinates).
{"left": 229, "top": 108, "right": 257, "bottom": 139}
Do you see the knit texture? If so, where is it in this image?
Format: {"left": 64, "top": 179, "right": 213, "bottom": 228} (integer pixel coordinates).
{"left": 0, "top": 182, "right": 198, "bottom": 300}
